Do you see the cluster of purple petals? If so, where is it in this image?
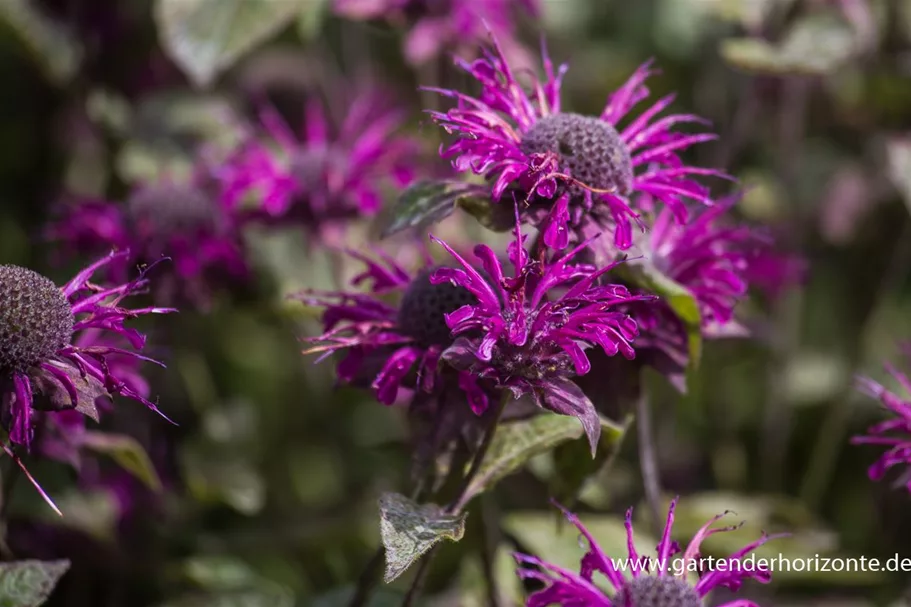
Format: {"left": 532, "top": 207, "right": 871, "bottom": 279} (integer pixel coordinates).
{"left": 515, "top": 498, "right": 778, "bottom": 607}
{"left": 297, "top": 249, "right": 490, "bottom": 414}
{"left": 213, "top": 89, "right": 419, "bottom": 238}
{"left": 333, "top": 0, "right": 539, "bottom": 65}
{"left": 853, "top": 358, "right": 911, "bottom": 493}
{"left": 426, "top": 37, "right": 726, "bottom": 253}
{"left": 3, "top": 252, "right": 174, "bottom": 451}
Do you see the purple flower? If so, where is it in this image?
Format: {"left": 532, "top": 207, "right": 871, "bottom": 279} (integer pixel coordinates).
{"left": 215, "top": 88, "right": 419, "bottom": 238}
{"left": 0, "top": 251, "right": 175, "bottom": 451}
{"left": 298, "top": 248, "right": 490, "bottom": 414}
{"left": 334, "top": 0, "right": 538, "bottom": 65}
{"left": 426, "top": 36, "right": 725, "bottom": 255}
{"left": 515, "top": 498, "right": 778, "bottom": 606}
{"left": 47, "top": 175, "right": 250, "bottom": 307}
{"left": 853, "top": 357, "right": 911, "bottom": 493}
{"left": 429, "top": 212, "right": 654, "bottom": 452}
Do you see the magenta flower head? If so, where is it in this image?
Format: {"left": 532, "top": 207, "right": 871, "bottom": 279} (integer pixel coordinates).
{"left": 853, "top": 355, "right": 911, "bottom": 493}
{"left": 0, "top": 252, "right": 175, "bottom": 451}
{"left": 297, "top": 249, "right": 490, "bottom": 413}
{"left": 334, "top": 0, "right": 539, "bottom": 65}
{"left": 215, "top": 87, "right": 419, "bottom": 239}
{"left": 429, "top": 212, "right": 655, "bottom": 452}
{"left": 47, "top": 174, "right": 250, "bottom": 307}
{"left": 515, "top": 498, "right": 778, "bottom": 607}
{"left": 426, "top": 36, "right": 724, "bottom": 256}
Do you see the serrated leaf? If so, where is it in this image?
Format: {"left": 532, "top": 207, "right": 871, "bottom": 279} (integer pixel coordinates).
{"left": 0, "top": 0, "right": 82, "bottom": 84}
{"left": 460, "top": 412, "right": 585, "bottom": 508}
{"left": 0, "top": 560, "right": 70, "bottom": 607}
{"left": 154, "top": 0, "right": 303, "bottom": 88}
{"left": 551, "top": 414, "right": 631, "bottom": 507}
{"left": 378, "top": 492, "right": 467, "bottom": 583}
{"left": 617, "top": 258, "right": 703, "bottom": 368}
{"left": 80, "top": 432, "right": 162, "bottom": 491}
{"left": 381, "top": 180, "right": 490, "bottom": 238}
{"left": 721, "top": 13, "right": 857, "bottom": 76}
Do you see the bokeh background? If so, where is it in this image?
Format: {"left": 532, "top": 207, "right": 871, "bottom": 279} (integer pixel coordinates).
{"left": 1, "top": 0, "right": 911, "bottom": 605}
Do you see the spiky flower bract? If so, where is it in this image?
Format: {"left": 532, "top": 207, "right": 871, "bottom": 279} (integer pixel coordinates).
{"left": 426, "top": 35, "right": 724, "bottom": 256}
{"left": 47, "top": 174, "right": 250, "bottom": 307}
{"left": 333, "top": 0, "right": 538, "bottom": 65}
{"left": 298, "top": 248, "right": 489, "bottom": 414}
{"left": 515, "top": 498, "right": 778, "bottom": 606}
{"left": 215, "top": 86, "right": 419, "bottom": 240}
{"left": 0, "top": 252, "right": 174, "bottom": 451}
{"left": 429, "top": 208, "right": 655, "bottom": 453}
{"left": 853, "top": 356, "right": 911, "bottom": 493}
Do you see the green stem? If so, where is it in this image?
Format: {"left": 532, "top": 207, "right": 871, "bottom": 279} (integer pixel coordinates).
{"left": 636, "top": 386, "right": 662, "bottom": 533}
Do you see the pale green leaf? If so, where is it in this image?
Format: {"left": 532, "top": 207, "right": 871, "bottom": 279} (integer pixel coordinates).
{"left": 381, "top": 180, "right": 490, "bottom": 238}
{"left": 80, "top": 431, "right": 163, "bottom": 491}
{"left": 0, "top": 560, "right": 70, "bottom": 607}
{"left": 378, "top": 492, "right": 467, "bottom": 583}
{"left": 154, "top": 0, "right": 303, "bottom": 88}
{"left": 0, "top": 0, "right": 82, "bottom": 84}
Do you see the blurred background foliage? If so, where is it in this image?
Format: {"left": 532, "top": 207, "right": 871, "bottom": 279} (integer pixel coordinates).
{"left": 1, "top": 0, "right": 911, "bottom": 605}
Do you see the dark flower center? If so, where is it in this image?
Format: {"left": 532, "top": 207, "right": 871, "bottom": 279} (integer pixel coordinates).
{"left": 127, "top": 184, "right": 217, "bottom": 232}
{"left": 520, "top": 112, "right": 633, "bottom": 199}
{"left": 0, "top": 265, "right": 74, "bottom": 373}
{"left": 397, "top": 268, "right": 476, "bottom": 348}
{"left": 613, "top": 576, "right": 701, "bottom": 607}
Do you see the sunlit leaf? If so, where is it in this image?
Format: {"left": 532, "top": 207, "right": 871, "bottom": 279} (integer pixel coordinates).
{"left": 0, "top": 560, "right": 70, "bottom": 607}
{"left": 378, "top": 492, "right": 467, "bottom": 583}
{"left": 154, "top": 0, "right": 303, "bottom": 88}
{"left": 80, "top": 431, "right": 163, "bottom": 491}
{"left": 381, "top": 180, "right": 490, "bottom": 238}
{"left": 460, "top": 412, "right": 585, "bottom": 508}
{"left": 0, "top": 0, "right": 82, "bottom": 84}
{"left": 721, "top": 13, "right": 857, "bottom": 75}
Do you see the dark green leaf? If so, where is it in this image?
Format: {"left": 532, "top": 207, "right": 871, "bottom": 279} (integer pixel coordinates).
{"left": 460, "top": 412, "right": 584, "bottom": 508}
{"left": 154, "top": 0, "right": 303, "bottom": 88}
{"left": 156, "top": 557, "right": 295, "bottom": 607}
{"left": 0, "top": 0, "right": 82, "bottom": 84}
{"left": 311, "top": 586, "right": 405, "bottom": 607}
{"left": 721, "top": 13, "right": 857, "bottom": 76}
{"left": 0, "top": 560, "right": 70, "bottom": 607}
{"left": 551, "top": 414, "right": 632, "bottom": 508}
{"left": 80, "top": 432, "right": 163, "bottom": 491}
{"left": 456, "top": 196, "right": 516, "bottom": 232}
{"left": 378, "top": 492, "right": 467, "bottom": 583}
{"left": 381, "top": 180, "right": 489, "bottom": 238}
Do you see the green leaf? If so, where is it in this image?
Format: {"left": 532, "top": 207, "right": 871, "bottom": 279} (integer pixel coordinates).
{"left": 182, "top": 448, "right": 265, "bottom": 515}
{"left": 551, "top": 414, "right": 632, "bottom": 507}
{"left": 617, "top": 257, "right": 703, "bottom": 368}
{"left": 721, "top": 13, "right": 857, "bottom": 76}
{"left": 0, "top": 560, "right": 70, "bottom": 607}
{"left": 461, "top": 412, "right": 585, "bottom": 508}
{"left": 456, "top": 196, "right": 517, "bottom": 232}
{"left": 381, "top": 180, "right": 490, "bottom": 238}
{"left": 311, "top": 586, "right": 405, "bottom": 607}
{"left": 154, "top": 0, "right": 303, "bottom": 88}
{"left": 297, "top": 0, "right": 329, "bottom": 41}
{"left": 80, "top": 432, "right": 163, "bottom": 491}
{"left": 156, "top": 557, "right": 295, "bottom": 607}
{"left": 378, "top": 492, "right": 467, "bottom": 583}
{"left": 0, "top": 0, "right": 82, "bottom": 84}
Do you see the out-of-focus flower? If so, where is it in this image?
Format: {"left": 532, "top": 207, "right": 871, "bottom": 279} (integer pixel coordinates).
{"left": 215, "top": 87, "right": 419, "bottom": 240}
{"left": 430, "top": 209, "right": 654, "bottom": 451}
{"left": 297, "top": 248, "right": 489, "bottom": 414}
{"left": 334, "top": 0, "right": 538, "bottom": 65}
{"left": 853, "top": 357, "right": 911, "bottom": 493}
{"left": 0, "top": 252, "right": 174, "bottom": 451}
{"left": 47, "top": 174, "right": 250, "bottom": 307}
{"left": 515, "top": 498, "right": 778, "bottom": 606}
{"left": 426, "top": 35, "right": 725, "bottom": 256}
